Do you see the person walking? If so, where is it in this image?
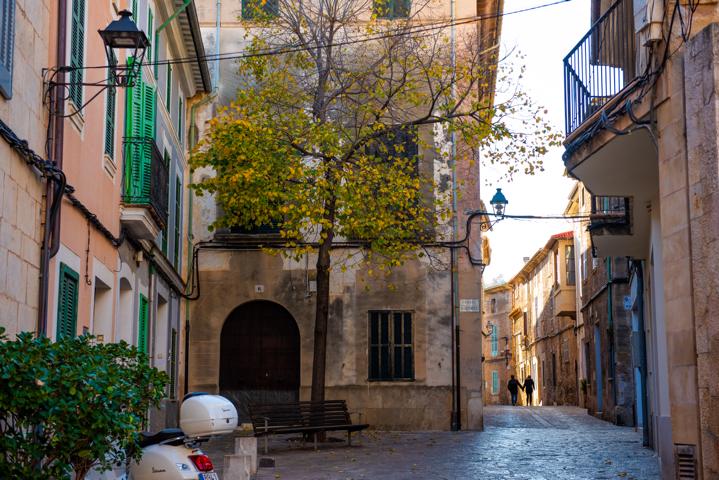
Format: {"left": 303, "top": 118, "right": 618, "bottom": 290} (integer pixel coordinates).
{"left": 523, "top": 375, "right": 535, "bottom": 406}
{"left": 507, "top": 375, "right": 522, "bottom": 406}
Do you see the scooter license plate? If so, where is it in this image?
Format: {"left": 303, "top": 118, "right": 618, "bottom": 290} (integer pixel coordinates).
{"left": 199, "top": 473, "right": 219, "bottom": 480}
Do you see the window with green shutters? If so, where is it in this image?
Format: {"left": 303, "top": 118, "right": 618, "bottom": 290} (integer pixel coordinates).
{"left": 373, "top": 0, "right": 410, "bottom": 18}
{"left": 69, "top": 0, "right": 86, "bottom": 108}
{"left": 165, "top": 63, "right": 172, "bottom": 111}
{"left": 124, "top": 62, "right": 156, "bottom": 203}
{"left": 490, "top": 324, "right": 498, "bottom": 356}
{"left": 104, "top": 57, "right": 116, "bottom": 159}
{"left": 147, "top": 8, "right": 153, "bottom": 63}
{"left": 173, "top": 176, "right": 182, "bottom": 268}
{"left": 177, "top": 98, "right": 183, "bottom": 146}
{"left": 242, "top": 0, "right": 279, "bottom": 19}
{"left": 56, "top": 263, "right": 79, "bottom": 339}
{"left": 0, "top": 0, "right": 16, "bottom": 99}
{"left": 138, "top": 294, "right": 149, "bottom": 353}
{"left": 491, "top": 371, "right": 499, "bottom": 394}
{"left": 162, "top": 149, "right": 170, "bottom": 255}
{"left": 169, "top": 328, "right": 177, "bottom": 399}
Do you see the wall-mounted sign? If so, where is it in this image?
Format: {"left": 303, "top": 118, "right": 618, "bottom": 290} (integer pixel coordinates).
{"left": 460, "top": 299, "right": 480, "bottom": 312}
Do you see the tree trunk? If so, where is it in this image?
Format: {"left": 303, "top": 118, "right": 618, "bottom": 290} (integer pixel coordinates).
{"left": 311, "top": 234, "right": 332, "bottom": 404}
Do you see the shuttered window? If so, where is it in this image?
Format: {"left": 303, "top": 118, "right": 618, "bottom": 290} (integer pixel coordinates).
{"left": 490, "top": 324, "right": 499, "bottom": 356}
{"left": 138, "top": 294, "right": 149, "bottom": 353}
{"left": 369, "top": 311, "right": 413, "bottom": 381}
{"left": 169, "top": 328, "right": 177, "bottom": 399}
{"left": 0, "top": 0, "right": 16, "bottom": 98}
{"left": 56, "top": 263, "right": 79, "bottom": 339}
{"left": 177, "top": 98, "right": 183, "bottom": 146}
{"left": 173, "top": 176, "right": 182, "bottom": 269}
{"left": 165, "top": 63, "right": 172, "bottom": 111}
{"left": 491, "top": 371, "right": 499, "bottom": 394}
{"left": 124, "top": 62, "right": 156, "bottom": 201}
{"left": 69, "top": 0, "right": 86, "bottom": 108}
{"left": 104, "top": 55, "right": 117, "bottom": 159}
{"left": 373, "top": 0, "right": 410, "bottom": 18}
{"left": 147, "top": 8, "right": 153, "bottom": 63}
{"left": 242, "top": 0, "right": 279, "bottom": 19}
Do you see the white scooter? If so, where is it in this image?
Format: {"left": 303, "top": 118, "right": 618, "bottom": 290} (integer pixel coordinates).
{"left": 89, "top": 392, "right": 238, "bottom": 480}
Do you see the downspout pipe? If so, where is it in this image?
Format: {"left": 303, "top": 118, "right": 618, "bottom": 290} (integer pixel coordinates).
{"left": 38, "top": 0, "right": 68, "bottom": 336}
{"left": 215, "top": 1, "right": 221, "bottom": 89}
{"left": 183, "top": 92, "right": 216, "bottom": 396}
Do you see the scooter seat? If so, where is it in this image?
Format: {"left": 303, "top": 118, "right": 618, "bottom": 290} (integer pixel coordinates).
{"left": 139, "top": 428, "right": 185, "bottom": 448}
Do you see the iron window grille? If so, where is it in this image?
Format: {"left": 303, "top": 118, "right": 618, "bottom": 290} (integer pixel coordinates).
{"left": 368, "top": 310, "right": 414, "bottom": 381}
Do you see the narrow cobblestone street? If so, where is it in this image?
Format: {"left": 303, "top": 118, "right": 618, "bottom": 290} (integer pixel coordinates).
{"left": 205, "top": 406, "right": 660, "bottom": 479}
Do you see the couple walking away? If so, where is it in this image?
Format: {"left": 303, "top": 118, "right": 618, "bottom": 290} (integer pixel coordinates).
{"left": 507, "top": 375, "right": 535, "bottom": 406}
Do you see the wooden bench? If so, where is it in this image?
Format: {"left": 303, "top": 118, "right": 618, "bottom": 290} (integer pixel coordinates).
{"left": 249, "top": 400, "right": 369, "bottom": 453}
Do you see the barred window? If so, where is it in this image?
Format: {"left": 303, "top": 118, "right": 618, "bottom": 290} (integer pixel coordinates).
{"left": 368, "top": 311, "right": 413, "bottom": 381}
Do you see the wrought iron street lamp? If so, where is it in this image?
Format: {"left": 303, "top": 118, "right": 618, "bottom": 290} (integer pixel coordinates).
{"left": 489, "top": 188, "right": 509, "bottom": 217}
{"left": 98, "top": 10, "right": 149, "bottom": 87}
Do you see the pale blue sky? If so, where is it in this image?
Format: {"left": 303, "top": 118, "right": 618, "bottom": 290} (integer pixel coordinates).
{"left": 481, "top": 0, "right": 589, "bottom": 285}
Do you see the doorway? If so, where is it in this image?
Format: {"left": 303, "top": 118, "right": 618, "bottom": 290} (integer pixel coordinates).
{"left": 219, "top": 300, "right": 300, "bottom": 421}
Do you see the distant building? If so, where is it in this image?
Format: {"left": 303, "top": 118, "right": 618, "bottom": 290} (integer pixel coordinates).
{"left": 566, "top": 184, "right": 637, "bottom": 427}
{"left": 482, "top": 284, "right": 514, "bottom": 405}
{"left": 509, "top": 232, "right": 578, "bottom": 406}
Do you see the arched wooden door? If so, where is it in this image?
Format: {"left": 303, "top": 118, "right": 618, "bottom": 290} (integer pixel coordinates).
{"left": 219, "top": 301, "right": 300, "bottom": 420}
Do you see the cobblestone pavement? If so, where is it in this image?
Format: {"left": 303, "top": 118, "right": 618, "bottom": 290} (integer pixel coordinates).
{"left": 204, "top": 406, "right": 660, "bottom": 479}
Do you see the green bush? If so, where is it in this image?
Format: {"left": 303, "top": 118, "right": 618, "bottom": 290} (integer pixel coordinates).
{"left": 0, "top": 328, "right": 168, "bottom": 479}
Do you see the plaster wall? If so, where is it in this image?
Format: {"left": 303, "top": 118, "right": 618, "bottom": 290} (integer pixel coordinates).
{"left": 0, "top": 0, "right": 52, "bottom": 338}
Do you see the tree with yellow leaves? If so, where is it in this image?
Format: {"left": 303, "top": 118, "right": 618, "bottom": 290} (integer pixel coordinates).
{"left": 191, "top": 0, "right": 560, "bottom": 404}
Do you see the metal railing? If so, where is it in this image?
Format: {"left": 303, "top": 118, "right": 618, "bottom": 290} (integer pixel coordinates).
{"left": 123, "top": 136, "right": 169, "bottom": 229}
{"left": 589, "top": 195, "right": 629, "bottom": 228}
{"left": 563, "top": 0, "right": 636, "bottom": 134}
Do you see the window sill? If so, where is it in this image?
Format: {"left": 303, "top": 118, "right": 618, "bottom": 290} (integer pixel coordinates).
{"left": 67, "top": 101, "right": 85, "bottom": 133}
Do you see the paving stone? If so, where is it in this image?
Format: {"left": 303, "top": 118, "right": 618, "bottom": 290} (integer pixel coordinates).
{"left": 203, "top": 406, "right": 660, "bottom": 479}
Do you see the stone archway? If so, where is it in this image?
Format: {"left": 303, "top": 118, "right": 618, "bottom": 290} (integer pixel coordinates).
{"left": 219, "top": 300, "right": 300, "bottom": 421}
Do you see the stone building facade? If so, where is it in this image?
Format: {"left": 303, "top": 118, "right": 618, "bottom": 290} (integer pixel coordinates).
{"left": 482, "top": 284, "right": 514, "bottom": 406}
{"left": 189, "top": 0, "right": 504, "bottom": 430}
{"left": 0, "top": 0, "right": 50, "bottom": 338}
{"left": 566, "top": 184, "right": 637, "bottom": 427}
{"left": 509, "top": 232, "right": 578, "bottom": 407}
{"left": 561, "top": 0, "right": 719, "bottom": 475}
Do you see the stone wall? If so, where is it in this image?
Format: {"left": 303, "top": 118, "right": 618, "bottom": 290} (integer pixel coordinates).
{"left": 0, "top": 1, "right": 51, "bottom": 338}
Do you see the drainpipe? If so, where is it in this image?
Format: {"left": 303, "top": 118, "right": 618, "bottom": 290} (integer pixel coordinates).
{"left": 183, "top": 93, "right": 216, "bottom": 396}
{"left": 38, "top": 0, "right": 68, "bottom": 336}
{"left": 607, "top": 258, "right": 617, "bottom": 417}
{"left": 449, "top": 0, "right": 461, "bottom": 432}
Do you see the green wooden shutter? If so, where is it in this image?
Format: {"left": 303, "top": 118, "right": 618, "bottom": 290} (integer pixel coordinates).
{"left": 165, "top": 63, "right": 172, "bottom": 110}
{"left": 104, "top": 62, "right": 116, "bottom": 158}
{"left": 69, "top": 0, "right": 85, "bottom": 107}
{"left": 138, "top": 294, "right": 149, "bottom": 353}
{"left": 491, "top": 371, "right": 499, "bottom": 394}
{"left": 0, "top": 0, "right": 16, "bottom": 98}
{"left": 124, "top": 61, "right": 145, "bottom": 201}
{"left": 177, "top": 98, "right": 183, "bottom": 146}
{"left": 169, "top": 328, "right": 177, "bottom": 398}
{"left": 147, "top": 8, "right": 153, "bottom": 63}
{"left": 173, "top": 177, "right": 181, "bottom": 268}
{"left": 140, "top": 81, "right": 156, "bottom": 199}
{"left": 56, "top": 263, "right": 79, "bottom": 339}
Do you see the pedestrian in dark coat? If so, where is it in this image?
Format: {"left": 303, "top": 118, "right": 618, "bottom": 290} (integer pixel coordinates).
{"left": 507, "top": 375, "right": 522, "bottom": 406}
{"left": 523, "top": 375, "right": 536, "bottom": 406}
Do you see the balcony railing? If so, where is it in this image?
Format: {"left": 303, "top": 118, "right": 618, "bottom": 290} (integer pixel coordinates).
{"left": 123, "top": 137, "right": 169, "bottom": 229}
{"left": 589, "top": 195, "right": 629, "bottom": 230}
{"left": 564, "top": 0, "right": 636, "bottom": 135}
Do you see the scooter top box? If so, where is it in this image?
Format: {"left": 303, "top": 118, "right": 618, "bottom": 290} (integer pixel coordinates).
{"left": 180, "top": 393, "right": 238, "bottom": 438}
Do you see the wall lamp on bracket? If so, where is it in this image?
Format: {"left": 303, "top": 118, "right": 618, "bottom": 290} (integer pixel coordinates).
{"left": 98, "top": 10, "right": 149, "bottom": 87}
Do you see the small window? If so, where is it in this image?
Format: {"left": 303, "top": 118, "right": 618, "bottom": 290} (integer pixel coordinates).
{"left": 565, "top": 245, "right": 576, "bottom": 285}
{"left": 103, "top": 56, "right": 117, "bottom": 159}
{"left": 491, "top": 371, "right": 499, "bottom": 394}
{"left": 374, "top": 0, "right": 410, "bottom": 19}
{"left": 490, "top": 298, "right": 496, "bottom": 314}
{"left": 57, "top": 263, "right": 79, "bottom": 339}
{"left": 490, "top": 324, "right": 498, "bottom": 356}
{"left": 177, "top": 98, "right": 183, "bottom": 146}
{"left": 138, "top": 294, "right": 149, "bottom": 353}
{"left": 0, "top": 0, "right": 16, "bottom": 98}
{"left": 69, "top": 0, "right": 86, "bottom": 108}
{"left": 242, "top": 0, "right": 279, "bottom": 19}
{"left": 368, "top": 311, "right": 413, "bottom": 381}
